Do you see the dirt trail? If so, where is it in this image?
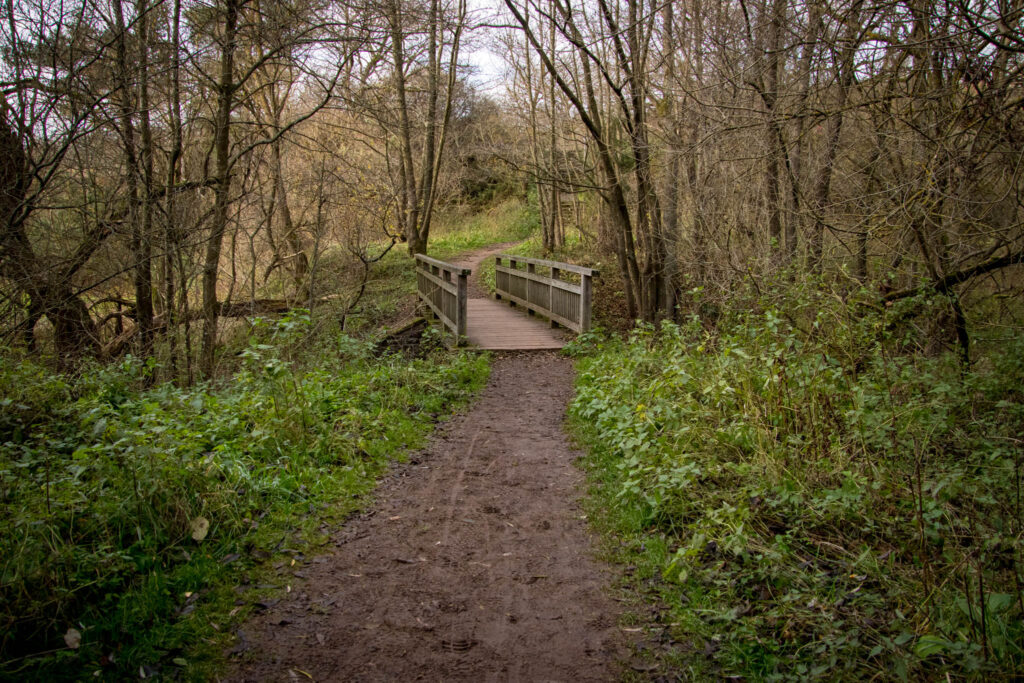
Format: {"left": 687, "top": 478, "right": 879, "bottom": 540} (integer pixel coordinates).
{"left": 229, "top": 250, "right": 625, "bottom": 682}
{"left": 457, "top": 242, "right": 517, "bottom": 299}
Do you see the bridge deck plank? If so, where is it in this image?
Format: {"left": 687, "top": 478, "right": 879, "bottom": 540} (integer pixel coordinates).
{"left": 463, "top": 298, "right": 566, "bottom": 350}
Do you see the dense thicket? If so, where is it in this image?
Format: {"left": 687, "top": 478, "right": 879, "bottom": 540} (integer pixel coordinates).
{"left": 498, "top": 0, "right": 1024, "bottom": 344}
{"left": 6, "top": 0, "right": 1020, "bottom": 371}
{"left": 0, "top": 0, "right": 493, "bottom": 378}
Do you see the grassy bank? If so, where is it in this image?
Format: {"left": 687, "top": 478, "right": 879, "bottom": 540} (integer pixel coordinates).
{"left": 568, "top": 285, "right": 1024, "bottom": 679}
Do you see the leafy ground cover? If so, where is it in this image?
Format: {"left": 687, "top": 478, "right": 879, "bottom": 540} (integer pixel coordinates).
{"left": 567, "top": 283, "right": 1024, "bottom": 680}
{"left": 0, "top": 193, "right": 528, "bottom": 683}
{"left": 0, "top": 312, "right": 488, "bottom": 681}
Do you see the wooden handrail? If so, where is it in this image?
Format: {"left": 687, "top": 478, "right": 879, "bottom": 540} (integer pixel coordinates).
{"left": 415, "top": 254, "right": 469, "bottom": 345}
{"left": 495, "top": 254, "right": 597, "bottom": 277}
{"left": 416, "top": 253, "right": 471, "bottom": 276}
{"left": 494, "top": 254, "right": 598, "bottom": 333}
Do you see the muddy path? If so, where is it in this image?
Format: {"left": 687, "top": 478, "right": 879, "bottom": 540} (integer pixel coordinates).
{"left": 229, "top": 250, "right": 625, "bottom": 682}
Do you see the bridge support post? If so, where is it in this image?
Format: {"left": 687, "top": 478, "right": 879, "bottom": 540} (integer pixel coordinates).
{"left": 580, "top": 270, "right": 593, "bottom": 332}
{"left": 508, "top": 258, "right": 517, "bottom": 307}
{"left": 494, "top": 256, "right": 502, "bottom": 301}
{"left": 550, "top": 267, "right": 560, "bottom": 328}
{"left": 456, "top": 269, "right": 468, "bottom": 345}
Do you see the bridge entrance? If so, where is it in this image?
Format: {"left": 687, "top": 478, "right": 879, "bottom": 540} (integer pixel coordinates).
{"left": 414, "top": 252, "right": 597, "bottom": 351}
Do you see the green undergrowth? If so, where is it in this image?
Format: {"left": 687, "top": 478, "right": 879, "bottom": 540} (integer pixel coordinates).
{"left": 0, "top": 311, "right": 489, "bottom": 680}
{"left": 567, "top": 286, "right": 1024, "bottom": 680}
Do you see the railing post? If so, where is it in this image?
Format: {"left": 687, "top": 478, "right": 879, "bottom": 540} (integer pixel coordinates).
{"left": 580, "top": 271, "right": 593, "bottom": 333}
{"left": 431, "top": 263, "right": 439, "bottom": 313}
{"left": 550, "top": 267, "right": 560, "bottom": 328}
{"left": 443, "top": 268, "right": 452, "bottom": 328}
{"left": 508, "top": 258, "right": 517, "bottom": 307}
{"left": 494, "top": 256, "right": 502, "bottom": 300}
{"left": 456, "top": 270, "right": 468, "bottom": 345}
{"left": 527, "top": 262, "right": 536, "bottom": 316}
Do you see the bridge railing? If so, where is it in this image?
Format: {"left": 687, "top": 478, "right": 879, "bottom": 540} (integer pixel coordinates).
{"left": 494, "top": 254, "right": 598, "bottom": 333}
{"left": 415, "top": 254, "right": 469, "bottom": 345}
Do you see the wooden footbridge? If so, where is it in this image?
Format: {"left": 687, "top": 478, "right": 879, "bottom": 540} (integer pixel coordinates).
{"left": 414, "top": 253, "right": 597, "bottom": 351}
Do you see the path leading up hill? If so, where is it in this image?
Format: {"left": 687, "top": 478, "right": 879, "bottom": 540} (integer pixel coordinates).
{"left": 229, "top": 249, "right": 625, "bottom": 682}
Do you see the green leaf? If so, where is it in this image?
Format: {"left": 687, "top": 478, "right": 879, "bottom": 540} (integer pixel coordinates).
{"left": 893, "top": 631, "right": 913, "bottom": 646}
{"left": 914, "top": 634, "right": 950, "bottom": 658}
{"left": 986, "top": 592, "right": 1015, "bottom": 614}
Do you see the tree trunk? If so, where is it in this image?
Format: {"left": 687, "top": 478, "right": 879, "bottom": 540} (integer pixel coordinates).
{"left": 523, "top": 21, "right": 551, "bottom": 252}
{"left": 388, "top": 0, "right": 422, "bottom": 254}
{"left": 113, "top": 0, "right": 154, "bottom": 356}
{"left": 415, "top": 0, "right": 441, "bottom": 252}
{"left": 200, "top": 0, "right": 240, "bottom": 377}
{"left": 788, "top": 0, "right": 820, "bottom": 261}
{"left": 763, "top": 0, "right": 785, "bottom": 255}
{"left": 137, "top": 0, "right": 156, "bottom": 360}
{"left": 808, "top": 0, "right": 861, "bottom": 273}
{"left": 165, "top": 0, "right": 185, "bottom": 381}
{"left": 271, "top": 138, "right": 309, "bottom": 298}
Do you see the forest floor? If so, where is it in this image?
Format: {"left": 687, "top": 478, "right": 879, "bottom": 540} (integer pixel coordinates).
{"left": 228, "top": 248, "right": 628, "bottom": 681}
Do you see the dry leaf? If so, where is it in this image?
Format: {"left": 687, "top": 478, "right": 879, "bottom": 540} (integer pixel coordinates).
{"left": 190, "top": 517, "right": 210, "bottom": 542}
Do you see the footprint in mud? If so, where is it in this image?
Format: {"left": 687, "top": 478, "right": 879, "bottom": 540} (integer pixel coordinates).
{"left": 440, "top": 638, "right": 477, "bottom": 653}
